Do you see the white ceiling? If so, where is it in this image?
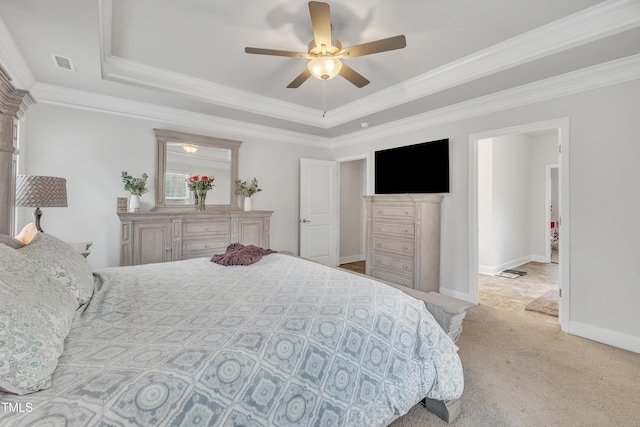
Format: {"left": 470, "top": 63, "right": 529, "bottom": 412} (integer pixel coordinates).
{"left": 1, "top": 0, "right": 639, "bottom": 146}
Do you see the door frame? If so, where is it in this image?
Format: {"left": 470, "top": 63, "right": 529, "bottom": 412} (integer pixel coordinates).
{"left": 468, "top": 117, "right": 570, "bottom": 331}
{"left": 545, "top": 164, "right": 559, "bottom": 263}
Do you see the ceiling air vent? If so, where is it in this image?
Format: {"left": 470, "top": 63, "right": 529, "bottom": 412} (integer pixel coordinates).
{"left": 51, "top": 54, "right": 75, "bottom": 71}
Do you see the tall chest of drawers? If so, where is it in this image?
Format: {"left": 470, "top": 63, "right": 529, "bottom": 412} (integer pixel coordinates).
{"left": 364, "top": 195, "right": 443, "bottom": 293}
{"left": 118, "top": 210, "right": 273, "bottom": 266}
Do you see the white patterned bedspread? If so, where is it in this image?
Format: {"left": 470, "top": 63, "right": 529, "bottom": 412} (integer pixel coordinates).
{"left": 0, "top": 253, "right": 463, "bottom": 426}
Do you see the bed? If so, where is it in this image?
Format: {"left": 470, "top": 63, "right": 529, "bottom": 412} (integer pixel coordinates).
{"left": 0, "top": 232, "right": 463, "bottom": 426}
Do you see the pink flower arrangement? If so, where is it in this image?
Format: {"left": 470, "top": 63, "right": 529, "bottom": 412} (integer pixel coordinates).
{"left": 186, "top": 175, "right": 215, "bottom": 191}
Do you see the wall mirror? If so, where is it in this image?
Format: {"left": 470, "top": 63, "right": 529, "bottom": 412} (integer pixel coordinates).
{"left": 154, "top": 129, "right": 242, "bottom": 210}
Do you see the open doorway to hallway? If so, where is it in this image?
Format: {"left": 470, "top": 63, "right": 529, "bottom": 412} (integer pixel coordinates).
{"left": 338, "top": 156, "right": 367, "bottom": 268}
{"left": 476, "top": 127, "right": 561, "bottom": 322}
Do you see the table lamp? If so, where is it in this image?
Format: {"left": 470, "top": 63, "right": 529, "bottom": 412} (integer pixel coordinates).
{"left": 16, "top": 175, "right": 68, "bottom": 232}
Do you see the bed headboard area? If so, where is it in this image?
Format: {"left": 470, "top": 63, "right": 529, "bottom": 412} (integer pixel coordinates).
{"left": 0, "top": 65, "right": 35, "bottom": 236}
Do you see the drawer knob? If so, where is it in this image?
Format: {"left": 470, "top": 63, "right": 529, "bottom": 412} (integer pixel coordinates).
{"left": 403, "top": 264, "right": 409, "bottom": 269}
{"left": 205, "top": 244, "right": 210, "bottom": 248}
{"left": 403, "top": 228, "right": 409, "bottom": 233}
{"left": 404, "top": 210, "right": 409, "bottom": 215}
{"left": 403, "top": 246, "right": 409, "bottom": 251}
{"left": 377, "top": 226, "right": 382, "bottom": 231}
{"left": 204, "top": 227, "right": 209, "bottom": 230}
{"left": 376, "top": 242, "right": 382, "bottom": 247}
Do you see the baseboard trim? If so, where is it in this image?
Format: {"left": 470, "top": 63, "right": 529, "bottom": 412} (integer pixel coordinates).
{"left": 479, "top": 255, "right": 532, "bottom": 276}
{"left": 569, "top": 320, "right": 640, "bottom": 354}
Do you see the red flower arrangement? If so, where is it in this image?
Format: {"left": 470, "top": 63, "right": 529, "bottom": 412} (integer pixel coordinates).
{"left": 186, "top": 175, "right": 215, "bottom": 191}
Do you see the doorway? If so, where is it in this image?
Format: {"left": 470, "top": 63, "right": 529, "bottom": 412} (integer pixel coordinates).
{"left": 337, "top": 155, "right": 368, "bottom": 269}
{"left": 469, "top": 118, "right": 570, "bottom": 331}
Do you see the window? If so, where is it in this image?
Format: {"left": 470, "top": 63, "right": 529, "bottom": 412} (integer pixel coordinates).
{"left": 165, "top": 172, "right": 189, "bottom": 202}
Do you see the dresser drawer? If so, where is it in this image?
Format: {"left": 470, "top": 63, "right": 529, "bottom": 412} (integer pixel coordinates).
{"left": 373, "top": 205, "right": 415, "bottom": 220}
{"left": 372, "top": 221, "right": 415, "bottom": 238}
{"left": 371, "top": 251, "right": 414, "bottom": 274}
{"left": 373, "top": 236, "right": 414, "bottom": 256}
{"left": 182, "top": 237, "right": 229, "bottom": 258}
{"left": 371, "top": 268, "right": 414, "bottom": 288}
{"left": 183, "top": 220, "right": 229, "bottom": 238}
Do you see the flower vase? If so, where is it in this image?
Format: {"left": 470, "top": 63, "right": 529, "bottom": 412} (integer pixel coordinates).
{"left": 244, "top": 197, "right": 252, "bottom": 211}
{"left": 129, "top": 194, "right": 140, "bottom": 212}
{"left": 196, "top": 189, "right": 208, "bottom": 211}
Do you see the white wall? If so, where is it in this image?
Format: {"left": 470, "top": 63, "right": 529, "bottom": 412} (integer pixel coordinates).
{"left": 17, "top": 103, "right": 331, "bottom": 269}
{"left": 339, "top": 159, "right": 365, "bottom": 264}
{"left": 331, "top": 79, "right": 640, "bottom": 351}
{"left": 528, "top": 133, "right": 559, "bottom": 258}
{"left": 491, "top": 133, "right": 532, "bottom": 270}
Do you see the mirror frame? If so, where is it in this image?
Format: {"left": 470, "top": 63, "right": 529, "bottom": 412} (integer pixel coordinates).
{"left": 154, "top": 129, "right": 242, "bottom": 210}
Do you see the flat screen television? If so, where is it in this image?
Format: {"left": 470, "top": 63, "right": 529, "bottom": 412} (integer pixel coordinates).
{"left": 375, "top": 139, "right": 450, "bottom": 194}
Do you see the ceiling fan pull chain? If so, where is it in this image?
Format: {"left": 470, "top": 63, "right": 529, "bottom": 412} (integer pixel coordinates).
{"left": 323, "top": 80, "right": 327, "bottom": 118}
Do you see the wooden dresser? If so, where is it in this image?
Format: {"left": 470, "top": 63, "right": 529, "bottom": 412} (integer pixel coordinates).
{"left": 117, "top": 210, "right": 273, "bottom": 266}
{"left": 364, "top": 194, "right": 443, "bottom": 293}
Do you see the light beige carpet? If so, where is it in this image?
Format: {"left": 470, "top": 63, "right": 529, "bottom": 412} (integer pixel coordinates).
{"left": 390, "top": 303, "right": 640, "bottom": 426}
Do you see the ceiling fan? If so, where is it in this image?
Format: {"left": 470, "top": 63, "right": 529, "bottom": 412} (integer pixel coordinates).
{"left": 245, "top": 1, "right": 407, "bottom": 88}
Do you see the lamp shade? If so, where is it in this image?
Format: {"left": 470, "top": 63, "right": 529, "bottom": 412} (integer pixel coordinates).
{"left": 16, "top": 176, "right": 68, "bottom": 208}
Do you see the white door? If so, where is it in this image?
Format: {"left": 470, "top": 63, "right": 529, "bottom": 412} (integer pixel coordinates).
{"left": 300, "top": 158, "right": 339, "bottom": 265}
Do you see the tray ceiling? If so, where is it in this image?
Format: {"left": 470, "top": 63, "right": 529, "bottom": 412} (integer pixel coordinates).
{"left": 0, "top": 0, "right": 639, "bottom": 145}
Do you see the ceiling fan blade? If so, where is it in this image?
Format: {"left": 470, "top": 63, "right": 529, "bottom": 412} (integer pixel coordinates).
{"left": 339, "top": 63, "right": 370, "bottom": 88}
{"left": 340, "top": 35, "right": 407, "bottom": 58}
{"left": 287, "top": 68, "right": 312, "bottom": 88}
{"left": 309, "top": 1, "right": 332, "bottom": 49}
{"left": 245, "top": 47, "right": 311, "bottom": 59}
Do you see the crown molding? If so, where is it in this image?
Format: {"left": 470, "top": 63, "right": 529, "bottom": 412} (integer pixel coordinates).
{"left": 0, "top": 15, "right": 35, "bottom": 90}
{"left": 30, "top": 54, "right": 640, "bottom": 150}
{"left": 29, "top": 83, "right": 328, "bottom": 148}
{"left": 98, "top": 0, "right": 322, "bottom": 128}
{"left": 101, "top": 55, "right": 322, "bottom": 128}
{"left": 98, "top": 0, "right": 112, "bottom": 65}
{"left": 327, "top": 0, "right": 640, "bottom": 126}
{"left": 97, "top": 0, "right": 640, "bottom": 129}
{"left": 329, "top": 54, "right": 640, "bottom": 148}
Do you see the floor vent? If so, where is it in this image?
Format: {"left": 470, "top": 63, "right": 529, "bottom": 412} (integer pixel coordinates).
{"left": 51, "top": 54, "right": 75, "bottom": 71}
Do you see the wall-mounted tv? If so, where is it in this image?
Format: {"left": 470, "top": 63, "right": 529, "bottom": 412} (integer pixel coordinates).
{"left": 375, "top": 138, "right": 450, "bottom": 194}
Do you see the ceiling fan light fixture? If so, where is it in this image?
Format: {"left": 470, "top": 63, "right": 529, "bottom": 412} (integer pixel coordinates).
{"left": 182, "top": 144, "right": 199, "bottom": 154}
{"left": 308, "top": 55, "right": 342, "bottom": 80}
{"left": 245, "top": 2, "right": 406, "bottom": 88}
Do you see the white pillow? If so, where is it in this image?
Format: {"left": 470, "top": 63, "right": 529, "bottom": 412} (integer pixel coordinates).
{"left": 18, "top": 232, "right": 95, "bottom": 306}
{"left": 0, "top": 244, "right": 77, "bottom": 395}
